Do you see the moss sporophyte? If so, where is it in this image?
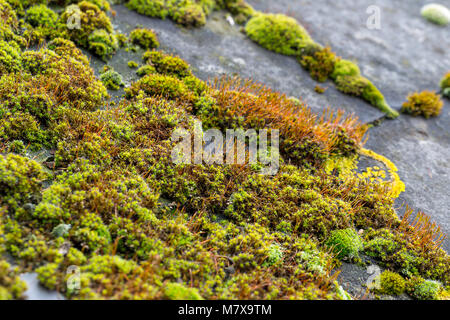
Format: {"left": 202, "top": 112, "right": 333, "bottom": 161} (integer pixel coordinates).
{"left": 0, "top": 0, "right": 448, "bottom": 300}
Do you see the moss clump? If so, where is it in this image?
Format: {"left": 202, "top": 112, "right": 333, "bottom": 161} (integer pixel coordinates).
{"left": 164, "top": 283, "right": 204, "bottom": 300}
{"left": 362, "top": 81, "right": 399, "bottom": 119}
{"left": 331, "top": 59, "right": 361, "bottom": 80}
{"left": 127, "top": 0, "right": 208, "bottom": 27}
{"left": 262, "top": 244, "right": 283, "bottom": 267}
{"left": 125, "top": 73, "right": 195, "bottom": 103}
{"left": 136, "top": 64, "right": 156, "bottom": 77}
{"left": 410, "top": 279, "right": 442, "bottom": 300}
{"left": 219, "top": 0, "right": 255, "bottom": 24}
{"left": 36, "top": 262, "right": 59, "bottom": 290}
{"left": 440, "top": 72, "right": 450, "bottom": 98}
{"left": 421, "top": 4, "right": 450, "bottom": 26}
{"left": 376, "top": 271, "right": 406, "bottom": 295}
{"left": 0, "top": 259, "right": 27, "bottom": 300}
{"left": 130, "top": 28, "right": 159, "bottom": 49}
{"left": 88, "top": 29, "right": 119, "bottom": 61}
{"left": 25, "top": 4, "right": 58, "bottom": 28}
{"left": 363, "top": 228, "right": 449, "bottom": 284}
{"left": 100, "top": 68, "right": 124, "bottom": 90}
{"left": 47, "top": 37, "right": 90, "bottom": 65}
{"left": 57, "top": 1, "right": 118, "bottom": 60}
{"left": 128, "top": 60, "right": 138, "bottom": 68}
{"left": 245, "top": 13, "right": 311, "bottom": 56}
{"left": 126, "top": 0, "right": 168, "bottom": 19}
{"left": 142, "top": 50, "right": 192, "bottom": 78}
{"left": 0, "top": 40, "right": 21, "bottom": 75}
{"left": 325, "top": 228, "right": 362, "bottom": 260}
{"left": 335, "top": 75, "right": 399, "bottom": 118}
{"left": 401, "top": 91, "right": 443, "bottom": 118}
{"left": 0, "top": 154, "right": 46, "bottom": 211}
{"left": 171, "top": 2, "right": 206, "bottom": 27}
{"left": 300, "top": 47, "right": 339, "bottom": 82}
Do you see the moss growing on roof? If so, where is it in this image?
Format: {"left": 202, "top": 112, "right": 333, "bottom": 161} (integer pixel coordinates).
{"left": 401, "top": 91, "right": 443, "bottom": 118}
{"left": 245, "top": 13, "right": 311, "bottom": 56}
{"left": 0, "top": 1, "right": 448, "bottom": 301}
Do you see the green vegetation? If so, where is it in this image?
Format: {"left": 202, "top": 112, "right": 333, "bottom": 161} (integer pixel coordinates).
{"left": 408, "top": 278, "right": 442, "bottom": 300}
{"left": 25, "top": 4, "right": 58, "bottom": 29}
{"left": 421, "top": 4, "right": 450, "bottom": 26}
{"left": 300, "top": 47, "right": 339, "bottom": 83}
{"left": 165, "top": 283, "right": 204, "bottom": 300}
{"left": 128, "top": 60, "right": 139, "bottom": 68}
{"left": 126, "top": 0, "right": 255, "bottom": 27}
{"left": 376, "top": 271, "right": 406, "bottom": 295}
{"left": 0, "top": 1, "right": 448, "bottom": 301}
{"left": 124, "top": 1, "right": 397, "bottom": 117}
{"left": 100, "top": 68, "right": 124, "bottom": 90}
{"left": 401, "top": 91, "right": 443, "bottom": 118}
{"left": 57, "top": 1, "right": 118, "bottom": 60}
{"left": 130, "top": 28, "right": 159, "bottom": 49}
{"left": 440, "top": 72, "right": 450, "bottom": 98}
{"left": 244, "top": 12, "right": 398, "bottom": 118}
{"left": 245, "top": 13, "right": 311, "bottom": 56}
{"left": 142, "top": 50, "right": 192, "bottom": 78}
{"left": 325, "top": 228, "right": 362, "bottom": 260}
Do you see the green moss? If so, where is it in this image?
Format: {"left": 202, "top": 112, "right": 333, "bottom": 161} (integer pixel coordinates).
{"left": 0, "top": 259, "right": 27, "bottom": 300}
{"left": 411, "top": 279, "right": 442, "bottom": 300}
{"left": 300, "top": 47, "right": 339, "bottom": 82}
{"left": 335, "top": 75, "right": 368, "bottom": 96}
{"left": 0, "top": 3, "right": 448, "bottom": 300}
{"left": 88, "top": 29, "right": 119, "bottom": 61}
{"left": 127, "top": 0, "right": 208, "bottom": 27}
{"left": 245, "top": 13, "right": 311, "bottom": 56}
{"left": 136, "top": 64, "right": 156, "bottom": 77}
{"left": 36, "top": 262, "right": 59, "bottom": 290}
{"left": 57, "top": 1, "right": 117, "bottom": 60}
{"left": 401, "top": 91, "right": 443, "bottom": 118}
{"left": 164, "top": 282, "right": 204, "bottom": 300}
{"left": 421, "top": 4, "right": 450, "bottom": 26}
{"left": 128, "top": 60, "right": 139, "bottom": 68}
{"left": 331, "top": 59, "right": 361, "bottom": 80}
{"left": 126, "top": 0, "right": 169, "bottom": 19}
{"left": 362, "top": 81, "right": 399, "bottom": 119}
{"left": 363, "top": 228, "right": 449, "bottom": 284}
{"left": 219, "top": 0, "right": 255, "bottom": 24}
{"left": 0, "top": 154, "right": 46, "bottom": 211}
{"left": 325, "top": 228, "right": 362, "bottom": 260}
{"left": 0, "top": 40, "right": 21, "bottom": 74}
{"left": 125, "top": 73, "right": 195, "bottom": 103}
{"left": 142, "top": 50, "right": 192, "bottom": 78}
{"left": 376, "top": 271, "right": 406, "bottom": 295}
{"left": 441, "top": 72, "right": 450, "bottom": 98}
{"left": 130, "top": 28, "right": 159, "bottom": 49}
{"left": 171, "top": 2, "right": 206, "bottom": 27}
{"left": 262, "top": 244, "right": 283, "bottom": 267}
{"left": 334, "top": 74, "right": 398, "bottom": 118}
{"left": 25, "top": 4, "right": 58, "bottom": 28}
{"left": 100, "top": 69, "right": 124, "bottom": 90}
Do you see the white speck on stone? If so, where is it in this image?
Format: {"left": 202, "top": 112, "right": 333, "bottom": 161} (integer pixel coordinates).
{"left": 226, "top": 14, "right": 235, "bottom": 26}
{"left": 232, "top": 57, "right": 246, "bottom": 66}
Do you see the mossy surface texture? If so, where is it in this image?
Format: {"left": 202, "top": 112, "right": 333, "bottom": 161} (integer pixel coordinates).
{"left": 0, "top": 0, "right": 448, "bottom": 301}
